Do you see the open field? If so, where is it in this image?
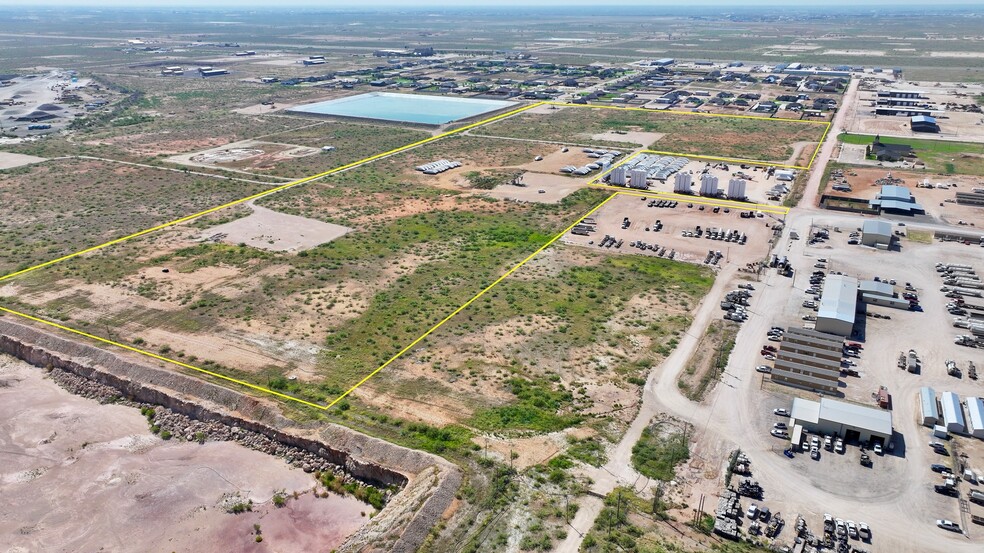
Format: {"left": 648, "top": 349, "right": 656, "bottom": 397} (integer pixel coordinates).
{"left": 472, "top": 105, "right": 827, "bottom": 164}
{"left": 0, "top": 158, "right": 275, "bottom": 275}
{"left": 0, "top": 355, "right": 368, "bottom": 553}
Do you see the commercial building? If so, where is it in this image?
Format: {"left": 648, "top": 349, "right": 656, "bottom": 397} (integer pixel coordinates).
{"left": 861, "top": 220, "right": 893, "bottom": 247}
{"left": 967, "top": 397, "right": 984, "bottom": 439}
{"left": 790, "top": 397, "right": 893, "bottom": 444}
{"left": 920, "top": 387, "right": 939, "bottom": 427}
{"left": 876, "top": 90, "right": 926, "bottom": 107}
{"left": 955, "top": 192, "right": 984, "bottom": 208}
{"left": 869, "top": 185, "right": 924, "bottom": 215}
{"left": 874, "top": 106, "right": 934, "bottom": 117}
{"left": 910, "top": 115, "right": 940, "bottom": 133}
{"left": 770, "top": 327, "right": 843, "bottom": 394}
{"left": 816, "top": 274, "right": 858, "bottom": 336}
{"left": 867, "top": 136, "right": 914, "bottom": 161}
{"left": 941, "top": 391, "right": 965, "bottom": 433}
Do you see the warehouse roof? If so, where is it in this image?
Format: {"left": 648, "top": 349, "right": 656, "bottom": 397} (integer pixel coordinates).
{"left": 792, "top": 397, "right": 893, "bottom": 437}
{"left": 859, "top": 280, "right": 893, "bottom": 297}
{"left": 862, "top": 220, "right": 893, "bottom": 237}
{"left": 818, "top": 274, "right": 858, "bottom": 326}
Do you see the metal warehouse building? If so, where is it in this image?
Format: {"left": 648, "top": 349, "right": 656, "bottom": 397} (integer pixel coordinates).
{"left": 920, "top": 387, "right": 939, "bottom": 427}
{"left": 770, "top": 327, "right": 843, "bottom": 394}
{"left": 861, "top": 220, "right": 893, "bottom": 248}
{"left": 967, "top": 397, "right": 984, "bottom": 439}
{"left": 816, "top": 274, "right": 858, "bottom": 336}
{"left": 790, "top": 397, "right": 893, "bottom": 444}
{"left": 941, "top": 391, "right": 965, "bottom": 433}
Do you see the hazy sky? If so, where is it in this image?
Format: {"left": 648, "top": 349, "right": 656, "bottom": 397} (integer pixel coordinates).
{"left": 0, "top": 0, "right": 980, "bottom": 6}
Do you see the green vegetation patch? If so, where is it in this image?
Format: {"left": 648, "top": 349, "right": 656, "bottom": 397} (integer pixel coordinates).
{"left": 471, "top": 377, "right": 581, "bottom": 432}
{"left": 631, "top": 423, "right": 690, "bottom": 481}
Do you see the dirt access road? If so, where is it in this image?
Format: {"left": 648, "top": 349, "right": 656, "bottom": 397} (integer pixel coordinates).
{"left": 801, "top": 78, "right": 859, "bottom": 209}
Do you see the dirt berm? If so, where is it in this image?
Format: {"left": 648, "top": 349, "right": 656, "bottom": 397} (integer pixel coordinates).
{"left": 0, "top": 317, "right": 461, "bottom": 552}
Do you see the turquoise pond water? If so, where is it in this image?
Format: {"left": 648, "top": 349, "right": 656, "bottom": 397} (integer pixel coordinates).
{"left": 289, "top": 92, "right": 517, "bottom": 125}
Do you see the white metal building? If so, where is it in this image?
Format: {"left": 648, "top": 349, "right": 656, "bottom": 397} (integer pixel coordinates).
{"left": 790, "top": 397, "right": 893, "bottom": 444}
{"left": 967, "top": 397, "right": 984, "bottom": 439}
{"left": 920, "top": 387, "right": 939, "bottom": 427}
{"left": 861, "top": 220, "right": 893, "bottom": 247}
{"left": 941, "top": 391, "right": 965, "bottom": 433}
{"left": 816, "top": 274, "right": 858, "bottom": 336}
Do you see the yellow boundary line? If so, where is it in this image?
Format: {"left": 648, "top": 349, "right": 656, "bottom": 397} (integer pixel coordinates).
{"left": 0, "top": 97, "right": 828, "bottom": 409}
{"left": 0, "top": 102, "right": 547, "bottom": 285}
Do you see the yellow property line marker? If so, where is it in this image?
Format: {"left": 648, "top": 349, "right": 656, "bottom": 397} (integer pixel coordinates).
{"left": 0, "top": 305, "right": 327, "bottom": 410}
{"left": 0, "top": 102, "right": 547, "bottom": 284}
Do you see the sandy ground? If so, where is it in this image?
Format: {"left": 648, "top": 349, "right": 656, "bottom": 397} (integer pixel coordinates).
{"left": 0, "top": 151, "right": 46, "bottom": 169}
{"left": 591, "top": 130, "right": 663, "bottom": 147}
{"left": 203, "top": 204, "right": 351, "bottom": 252}
{"left": 484, "top": 173, "right": 584, "bottom": 204}
{"left": 559, "top": 193, "right": 777, "bottom": 269}
{"left": 0, "top": 355, "right": 368, "bottom": 553}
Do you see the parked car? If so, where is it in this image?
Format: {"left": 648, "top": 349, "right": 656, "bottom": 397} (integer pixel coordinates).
{"left": 858, "top": 522, "right": 871, "bottom": 541}
{"left": 763, "top": 354, "right": 776, "bottom": 361}
{"left": 774, "top": 422, "right": 788, "bottom": 430}
{"left": 811, "top": 446, "right": 820, "bottom": 460}
{"left": 756, "top": 365, "right": 772, "bottom": 373}
{"left": 936, "top": 519, "right": 960, "bottom": 532}
{"left": 847, "top": 520, "right": 858, "bottom": 539}
{"left": 873, "top": 442, "right": 883, "bottom": 455}
{"left": 746, "top": 504, "right": 759, "bottom": 519}
{"left": 935, "top": 484, "right": 959, "bottom": 497}
{"left": 931, "top": 464, "right": 951, "bottom": 473}
{"left": 774, "top": 408, "right": 790, "bottom": 416}
{"left": 771, "top": 429, "right": 789, "bottom": 439}
{"left": 835, "top": 439, "right": 844, "bottom": 454}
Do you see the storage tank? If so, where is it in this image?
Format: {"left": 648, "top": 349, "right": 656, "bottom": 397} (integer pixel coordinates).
{"left": 727, "top": 178, "right": 746, "bottom": 199}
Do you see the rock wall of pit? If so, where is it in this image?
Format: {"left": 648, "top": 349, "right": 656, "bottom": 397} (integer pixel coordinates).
{"left": 0, "top": 317, "right": 461, "bottom": 552}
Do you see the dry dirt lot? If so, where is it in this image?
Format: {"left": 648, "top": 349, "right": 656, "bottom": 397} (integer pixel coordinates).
{"left": 559, "top": 193, "right": 779, "bottom": 268}
{"left": 166, "top": 139, "right": 320, "bottom": 172}
{"left": 0, "top": 355, "right": 367, "bottom": 553}
{"left": 485, "top": 173, "right": 585, "bottom": 204}
{"left": 203, "top": 204, "right": 351, "bottom": 252}
{"left": 0, "top": 151, "right": 46, "bottom": 169}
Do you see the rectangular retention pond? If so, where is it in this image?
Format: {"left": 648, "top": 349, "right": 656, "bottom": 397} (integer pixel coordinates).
{"left": 289, "top": 92, "right": 518, "bottom": 125}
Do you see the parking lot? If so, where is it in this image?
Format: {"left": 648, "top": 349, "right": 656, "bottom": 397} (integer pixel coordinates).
{"left": 560, "top": 193, "right": 780, "bottom": 269}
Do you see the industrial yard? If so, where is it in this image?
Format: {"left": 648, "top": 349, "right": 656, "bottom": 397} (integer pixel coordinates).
{"left": 2, "top": 5, "right": 984, "bottom": 553}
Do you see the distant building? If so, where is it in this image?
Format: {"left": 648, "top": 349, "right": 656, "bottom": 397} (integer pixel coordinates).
{"left": 910, "top": 115, "right": 940, "bottom": 133}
